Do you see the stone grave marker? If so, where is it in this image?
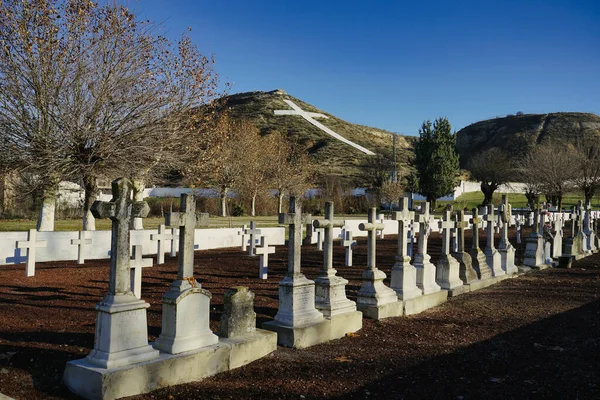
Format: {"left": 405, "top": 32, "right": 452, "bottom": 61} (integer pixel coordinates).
{"left": 245, "top": 221, "right": 262, "bottom": 256}
{"left": 155, "top": 193, "right": 217, "bottom": 354}
{"left": 316, "top": 227, "right": 324, "bottom": 251}
{"left": 483, "top": 205, "right": 504, "bottom": 277}
{"left": 413, "top": 202, "right": 441, "bottom": 294}
{"left": 130, "top": 245, "right": 152, "bottom": 298}
{"left": 498, "top": 195, "right": 518, "bottom": 274}
{"left": 357, "top": 208, "right": 402, "bottom": 319}
{"left": 85, "top": 177, "right": 159, "bottom": 368}
{"left": 470, "top": 208, "right": 493, "bottom": 280}
{"left": 151, "top": 224, "right": 173, "bottom": 264}
{"left": 436, "top": 207, "right": 463, "bottom": 293}
{"left": 71, "top": 231, "right": 92, "bottom": 265}
{"left": 263, "top": 197, "right": 326, "bottom": 348}
{"left": 255, "top": 236, "right": 275, "bottom": 280}
{"left": 391, "top": 197, "right": 422, "bottom": 300}
{"left": 17, "top": 228, "right": 47, "bottom": 277}
{"left": 219, "top": 286, "right": 256, "bottom": 338}
{"left": 238, "top": 224, "right": 248, "bottom": 251}
{"left": 341, "top": 229, "right": 357, "bottom": 266}
{"left": 524, "top": 204, "right": 547, "bottom": 268}
{"left": 169, "top": 227, "right": 178, "bottom": 257}
{"left": 584, "top": 203, "right": 597, "bottom": 253}
{"left": 451, "top": 210, "right": 478, "bottom": 285}
{"left": 313, "top": 202, "right": 361, "bottom": 335}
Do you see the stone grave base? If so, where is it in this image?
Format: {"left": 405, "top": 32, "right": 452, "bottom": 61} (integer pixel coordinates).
{"left": 328, "top": 311, "right": 363, "bottom": 340}
{"left": 531, "top": 263, "right": 551, "bottom": 270}
{"left": 403, "top": 290, "right": 448, "bottom": 315}
{"left": 447, "top": 285, "right": 470, "bottom": 297}
{"left": 63, "top": 330, "right": 277, "bottom": 400}
{"left": 262, "top": 319, "right": 330, "bottom": 349}
{"left": 517, "top": 265, "right": 532, "bottom": 273}
{"left": 465, "top": 277, "right": 496, "bottom": 292}
{"left": 357, "top": 300, "right": 403, "bottom": 321}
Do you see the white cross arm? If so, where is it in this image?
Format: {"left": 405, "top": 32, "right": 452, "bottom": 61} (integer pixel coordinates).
{"left": 359, "top": 222, "right": 385, "bottom": 232}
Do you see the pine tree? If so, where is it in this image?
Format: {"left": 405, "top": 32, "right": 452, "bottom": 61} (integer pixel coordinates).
{"left": 411, "top": 117, "right": 460, "bottom": 208}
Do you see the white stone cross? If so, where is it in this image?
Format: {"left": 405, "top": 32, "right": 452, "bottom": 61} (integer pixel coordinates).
{"left": 341, "top": 229, "right": 357, "bottom": 266}
{"left": 359, "top": 208, "right": 385, "bottom": 270}
{"left": 245, "top": 221, "right": 262, "bottom": 256}
{"left": 71, "top": 231, "right": 92, "bottom": 265}
{"left": 130, "top": 245, "right": 152, "bottom": 298}
{"left": 313, "top": 202, "right": 345, "bottom": 272}
{"left": 377, "top": 214, "right": 385, "bottom": 239}
{"left": 393, "top": 197, "right": 414, "bottom": 259}
{"left": 170, "top": 227, "right": 178, "bottom": 257}
{"left": 255, "top": 236, "right": 275, "bottom": 280}
{"left": 279, "top": 196, "right": 312, "bottom": 276}
{"left": 316, "top": 227, "right": 324, "bottom": 251}
{"left": 238, "top": 224, "right": 248, "bottom": 251}
{"left": 151, "top": 224, "right": 173, "bottom": 264}
{"left": 17, "top": 228, "right": 47, "bottom": 277}
{"left": 274, "top": 99, "right": 375, "bottom": 155}
{"left": 438, "top": 209, "right": 454, "bottom": 255}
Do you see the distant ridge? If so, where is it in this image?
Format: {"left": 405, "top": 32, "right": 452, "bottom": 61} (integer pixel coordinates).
{"left": 217, "top": 90, "right": 414, "bottom": 186}
{"left": 456, "top": 112, "right": 600, "bottom": 167}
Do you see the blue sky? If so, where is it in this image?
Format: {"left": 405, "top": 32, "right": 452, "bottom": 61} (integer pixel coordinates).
{"left": 132, "top": 0, "right": 599, "bottom": 135}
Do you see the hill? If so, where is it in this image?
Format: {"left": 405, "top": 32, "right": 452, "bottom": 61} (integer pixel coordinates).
{"left": 455, "top": 112, "right": 600, "bottom": 167}
{"left": 216, "top": 89, "right": 414, "bottom": 186}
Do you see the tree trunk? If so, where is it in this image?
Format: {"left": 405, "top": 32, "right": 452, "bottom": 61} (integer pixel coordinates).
{"left": 130, "top": 179, "right": 145, "bottom": 229}
{"left": 36, "top": 177, "right": 59, "bottom": 231}
{"left": 557, "top": 195, "right": 563, "bottom": 212}
{"left": 480, "top": 182, "right": 497, "bottom": 206}
{"left": 82, "top": 175, "right": 98, "bottom": 231}
{"left": 427, "top": 195, "right": 436, "bottom": 210}
{"left": 584, "top": 187, "right": 594, "bottom": 208}
{"left": 525, "top": 191, "right": 539, "bottom": 210}
{"left": 251, "top": 193, "right": 257, "bottom": 217}
{"left": 277, "top": 191, "right": 284, "bottom": 214}
{"left": 220, "top": 187, "right": 228, "bottom": 217}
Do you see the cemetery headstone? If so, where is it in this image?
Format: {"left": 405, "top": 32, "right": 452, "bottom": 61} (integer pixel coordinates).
{"left": 436, "top": 206, "right": 463, "bottom": 293}
{"left": 451, "top": 210, "right": 478, "bottom": 284}
{"left": 219, "top": 286, "right": 256, "bottom": 338}
{"left": 356, "top": 208, "right": 402, "bottom": 319}
{"left": 155, "top": 193, "right": 218, "bottom": 354}
{"left": 151, "top": 224, "right": 173, "bottom": 264}
{"left": 470, "top": 208, "right": 493, "bottom": 280}
{"left": 169, "top": 227, "right": 178, "bottom": 257}
{"left": 238, "top": 224, "right": 248, "bottom": 251}
{"left": 498, "top": 195, "right": 518, "bottom": 274}
{"left": 255, "top": 236, "right": 275, "bottom": 280}
{"left": 245, "top": 221, "right": 262, "bottom": 256}
{"left": 17, "top": 228, "right": 47, "bottom": 277}
{"left": 85, "top": 177, "right": 159, "bottom": 368}
{"left": 413, "top": 202, "right": 442, "bottom": 294}
{"left": 483, "top": 205, "right": 504, "bottom": 277}
{"left": 523, "top": 204, "right": 547, "bottom": 268}
{"left": 341, "top": 229, "right": 357, "bottom": 267}
{"left": 130, "top": 245, "right": 152, "bottom": 298}
{"left": 71, "top": 230, "right": 92, "bottom": 265}
{"left": 391, "top": 197, "right": 423, "bottom": 300}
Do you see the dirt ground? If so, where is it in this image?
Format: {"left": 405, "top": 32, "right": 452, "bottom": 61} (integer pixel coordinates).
{"left": 0, "top": 227, "right": 598, "bottom": 399}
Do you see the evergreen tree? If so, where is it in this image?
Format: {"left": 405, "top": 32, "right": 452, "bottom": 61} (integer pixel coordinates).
{"left": 411, "top": 118, "right": 460, "bottom": 208}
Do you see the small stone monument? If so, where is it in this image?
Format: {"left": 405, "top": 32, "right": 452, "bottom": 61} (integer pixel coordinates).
{"left": 254, "top": 236, "right": 275, "bottom": 280}
{"left": 151, "top": 224, "right": 173, "bottom": 264}
{"left": 523, "top": 204, "right": 548, "bottom": 268}
{"left": 169, "top": 227, "right": 178, "bottom": 257}
{"left": 413, "top": 202, "right": 442, "bottom": 294}
{"left": 245, "top": 221, "right": 262, "bottom": 256}
{"left": 238, "top": 224, "right": 248, "bottom": 251}
{"left": 551, "top": 213, "right": 564, "bottom": 259}
{"left": 583, "top": 203, "right": 597, "bottom": 253}
{"left": 498, "top": 195, "right": 518, "bottom": 274}
{"left": 356, "top": 208, "right": 403, "bottom": 320}
{"left": 130, "top": 245, "right": 152, "bottom": 299}
{"left": 71, "top": 231, "right": 92, "bottom": 265}
{"left": 390, "top": 197, "right": 422, "bottom": 301}
{"left": 262, "top": 197, "right": 327, "bottom": 348}
{"left": 451, "top": 210, "right": 479, "bottom": 285}
{"left": 86, "top": 178, "right": 159, "bottom": 368}
{"left": 470, "top": 208, "right": 493, "bottom": 280}
{"left": 219, "top": 286, "right": 256, "bottom": 338}
{"left": 341, "top": 229, "right": 357, "bottom": 266}
{"left": 483, "top": 205, "right": 504, "bottom": 278}
{"left": 436, "top": 206, "right": 465, "bottom": 296}
{"left": 313, "top": 202, "right": 362, "bottom": 337}
{"left": 316, "top": 227, "right": 324, "bottom": 251}
{"left": 17, "top": 228, "right": 47, "bottom": 277}
{"left": 155, "top": 193, "right": 218, "bottom": 354}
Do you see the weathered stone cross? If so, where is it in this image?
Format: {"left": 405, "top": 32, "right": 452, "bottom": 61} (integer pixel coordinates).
{"left": 245, "top": 221, "right": 262, "bottom": 256}
{"left": 499, "top": 196, "right": 513, "bottom": 250}
{"left": 313, "top": 202, "right": 344, "bottom": 274}
{"left": 454, "top": 210, "right": 469, "bottom": 253}
{"left": 165, "top": 194, "right": 209, "bottom": 280}
{"left": 238, "top": 224, "right": 248, "bottom": 251}
{"left": 17, "top": 228, "right": 47, "bottom": 277}
{"left": 254, "top": 236, "right": 275, "bottom": 280}
{"left": 279, "top": 196, "right": 312, "bottom": 276}
{"left": 151, "top": 224, "right": 173, "bottom": 264}
{"left": 438, "top": 208, "right": 455, "bottom": 255}
{"left": 71, "top": 231, "right": 92, "bottom": 265}
{"left": 415, "top": 202, "right": 435, "bottom": 257}
{"left": 393, "top": 197, "right": 414, "bottom": 261}
{"left": 359, "top": 208, "right": 385, "bottom": 270}
{"left": 274, "top": 99, "right": 375, "bottom": 155}
{"left": 470, "top": 208, "right": 483, "bottom": 251}
{"left": 130, "top": 245, "right": 152, "bottom": 298}
{"left": 341, "top": 229, "right": 357, "bottom": 266}
{"left": 91, "top": 178, "right": 149, "bottom": 295}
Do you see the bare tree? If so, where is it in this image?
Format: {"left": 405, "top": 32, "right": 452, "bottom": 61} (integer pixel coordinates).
{"left": 572, "top": 136, "right": 600, "bottom": 207}
{"left": 0, "top": 0, "right": 222, "bottom": 230}
{"left": 380, "top": 178, "right": 405, "bottom": 212}
{"left": 468, "top": 147, "right": 513, "bottom": 206}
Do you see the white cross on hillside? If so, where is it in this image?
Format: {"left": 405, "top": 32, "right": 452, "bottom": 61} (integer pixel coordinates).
{"left": 274, "top": 99, "right": 375, "bottom": 155}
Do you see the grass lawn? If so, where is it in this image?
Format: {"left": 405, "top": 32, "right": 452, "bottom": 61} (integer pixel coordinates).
{"left": 437, "top": 191, "right": 600, "bottom": 211}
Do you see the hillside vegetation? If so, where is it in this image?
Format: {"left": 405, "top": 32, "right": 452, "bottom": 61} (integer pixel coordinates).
{"left": 217, "top": 90, "right": 414, "bottom": 186}
{"left": 456, "top": 112, "right": 600, "bottom": 167}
